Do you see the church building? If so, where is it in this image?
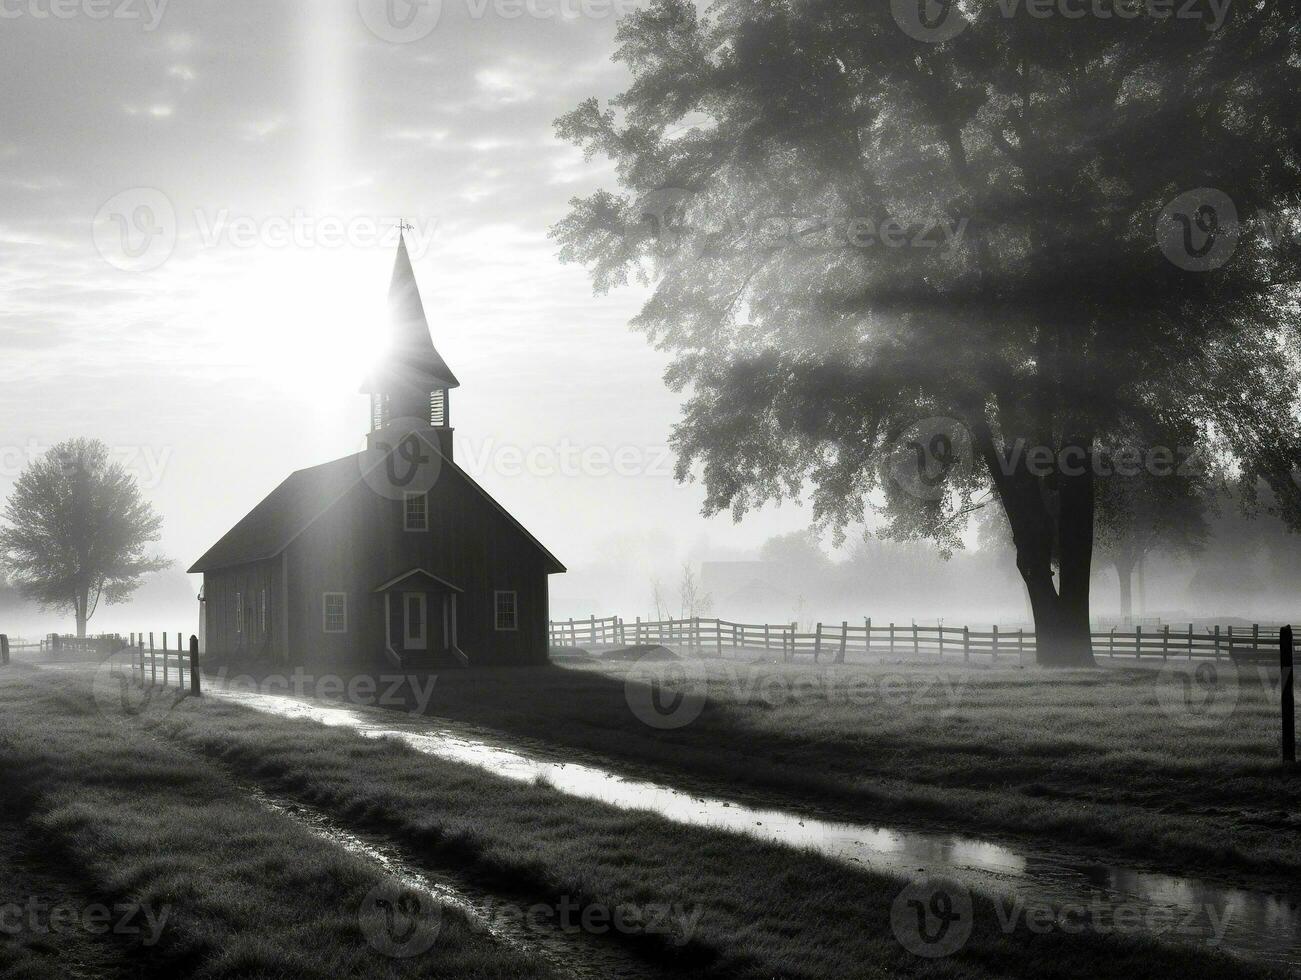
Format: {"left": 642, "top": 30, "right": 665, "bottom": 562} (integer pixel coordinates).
{"left": 189, "top": 235, "right": 565, "bottom": 668}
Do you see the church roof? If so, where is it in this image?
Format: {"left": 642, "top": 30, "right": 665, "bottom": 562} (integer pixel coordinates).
{"left": 360, "top": 233, "right": 460, "bottom": 393}
{"left": 188, "top": 449, "right": 564, "bottom": 575}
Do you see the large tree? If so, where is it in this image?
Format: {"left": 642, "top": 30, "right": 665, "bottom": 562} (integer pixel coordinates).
{"left": 0, "top": 439, "right": 169, "bottom": 637}
{"left": 553, "top": 0, "right": 1301, "bottom": 664}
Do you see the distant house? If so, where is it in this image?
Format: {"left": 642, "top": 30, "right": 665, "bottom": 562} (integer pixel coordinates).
{"left": 189, "top": 235, "right": 565, "bottom": 668}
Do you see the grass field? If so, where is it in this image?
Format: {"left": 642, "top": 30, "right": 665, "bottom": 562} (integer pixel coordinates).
{"left": 0, "top": 665, "right": 551, "bottom": 980}
{"left": 283, "top": 649, "right": 1301, "bottom": 889}
{"left": 0, "top": 664, "right": 1280, "bottom": 979}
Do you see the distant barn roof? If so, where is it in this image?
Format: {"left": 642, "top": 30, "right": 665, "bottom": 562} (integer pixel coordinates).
{"left": 360, "top": 233, "right": 459, "bottom": 393}
{"left": 188, "top": 450, "right": 563, "bottom": 575}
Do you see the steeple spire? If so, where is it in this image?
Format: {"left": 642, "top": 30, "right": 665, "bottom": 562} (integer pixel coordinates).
{"left": 363, "top": 231, "right": 459, "bottom": 455}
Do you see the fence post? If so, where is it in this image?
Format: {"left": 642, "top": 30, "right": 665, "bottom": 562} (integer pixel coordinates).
{"left": 992, "top": 625, "right": 999, "bottom": 662}
{"left": 912, "top": 621, "right": 919, "bottom": 658}
{"left": 962, "top": 626, "right": 970, "bottom": 663}
{"left": 1282, "top": 625, "right": 1295, "bottom": 765}
{"left": 1162, "top": 625, "right": 1169, "bottom": 662}
{"left": 189, "top": 636, "right": 201, "bottom": 696}
{"left": 1253, "top": 623, "right": 1260, "bottom": 655}
{"left": 150, "top": 632, "right": 157, "bottom": 685}
{"left": 865, "top": 617, "right": 871, "bottom": 658}
{"left": 1109, "top": 628, "right": 1115, "bottom": 658}
{"left": 1018, "top": 629, "right": 1024, "bottom": 659}
{"left": 837, "top": 621, "right": 848, "bottom": 664}
{"left": 1227, "top": 626, "right": 1234, "bottom": 662}
{"left": 163, "top": 631, "right": 169, "bottom": 687}
{"left": 888, "top": 622, "right": 895, "bottom": 658}
{"left": 764, "top": 623, "right": 770, "bottom": 651}
{"left": 717, "top": 619, "right": 724, "bottom": 658}
{"left": 0, "top": 634, "right": 8, "bottom": 666}
{"left": 938, "top": 624, "right": 944, "bottom": 658}
{"left": 789, "top": 621, "right": 797, "bottom": 662}
{"left": 814, "top": 623, "right": 823, "bottom": 662}
{"left": 1214, "top": 624, "right": 1221, "bottom": 661}
{"left": 1187, "top": 623, "right": 1193, "bottom": 660}
{"left": 1136, "top": 624, "right": 1142, "bottom": 660}
{"left": 590, "top": 615, "right": 597, "bottom": 645}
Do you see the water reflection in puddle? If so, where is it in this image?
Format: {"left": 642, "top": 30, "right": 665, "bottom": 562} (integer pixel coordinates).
{"left": 214, "top": 687, "right": 1299, "bottom": 969}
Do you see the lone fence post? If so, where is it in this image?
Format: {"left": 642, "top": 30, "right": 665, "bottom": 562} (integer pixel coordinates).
{"left": 962, "top": 626, "right": 970, "bottom": 663}
{"left": 150, "top": 632, "right": 157, "bottom": 685}
{"left": 814, "top": 623, "right": 823, "bottom": 663}
{"left": 1282, "top": 625, "right": 1295, "bottom": 765}
{"left": 789, "top": 621, "right": 797, "bottom": 662}
{"left": 189, "top": 635, "right": 201, "bottom": 697}
{"left": 137, "top": 637, "right": 145, "bottom": 686}
{"left": 865, "top": 617, "right": 872, "bottom": 658}
{"left": 1, "top": 634, "right": 8, "bottom": 666}
{"left": 992, "top": 625, "right": 999, "bottom": 662}
{"left": 1162, "top": 624, "right": 1169, "bottom": 662}
{"left": 1187, "top": 623, "right": 1193, "bottom": 660}
{"left": 1136, "top": 624, "right": 1142, "bottom": 661}
{"left": 163, "top": 631, "right": 169, "bottom": 687}
{"left": 837, "top": 621, "right": 847, "bottom": 664}
{"left": 1214, "top": 624, "right": 1221, "bottom": 661}
{"left": 912, "top": 621, "right": 919, "bottom": 658}
{"left": 888, "top": 622, "right": 895, "bottom": 658}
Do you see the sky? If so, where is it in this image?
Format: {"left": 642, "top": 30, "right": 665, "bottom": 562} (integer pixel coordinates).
{"left": 0, "top": 0, "right": 823, "bottom": 621}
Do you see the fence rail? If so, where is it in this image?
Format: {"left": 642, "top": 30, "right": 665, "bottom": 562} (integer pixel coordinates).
{"left": 548, "top": 615, "right": 1292, "bottom": 663}
{"left": 0, "top": 630, "right": 202, "bottom": 696}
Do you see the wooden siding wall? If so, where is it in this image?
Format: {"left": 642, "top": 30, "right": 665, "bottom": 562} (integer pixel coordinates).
{"left": 202, "top": 558, "right": 284, "bottom": 660}
{"left": 283, "top": 467, "right": 552, "bottom": 667}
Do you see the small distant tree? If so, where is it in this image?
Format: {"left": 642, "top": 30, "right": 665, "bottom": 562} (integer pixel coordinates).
{"left": 678, "top": 563, "right": 713, "bottom": 619}
{"left": 651, "top": 576, "right": 672, "bottom": 620}
{"left": 1094, "top": 455, "right": 1211, "bottom": 622}
{"left": 0, "top": 439, "right": 169, "bottom": 637}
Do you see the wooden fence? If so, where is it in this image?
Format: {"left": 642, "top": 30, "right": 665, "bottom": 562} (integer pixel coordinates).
{"left": 549, "top": 615, "right": 1293, "bottom": 663}
{"left": 0, "top": 630, "right": 201, "bottom": 695}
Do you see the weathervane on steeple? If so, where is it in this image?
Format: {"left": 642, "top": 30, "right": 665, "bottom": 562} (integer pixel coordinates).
{"left": 397, "top": 219, "right": 415, "bottom": 235}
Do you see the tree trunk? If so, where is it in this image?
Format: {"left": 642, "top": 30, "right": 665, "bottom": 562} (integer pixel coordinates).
{"left": 1115, "top": 557, "right": 1134, "bottom": 623}
{"left": 75, "top": 589, "right": 88, "bottom": 639}
{"left": 973, "top": 424, "right": 1096, "bottom": 667}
